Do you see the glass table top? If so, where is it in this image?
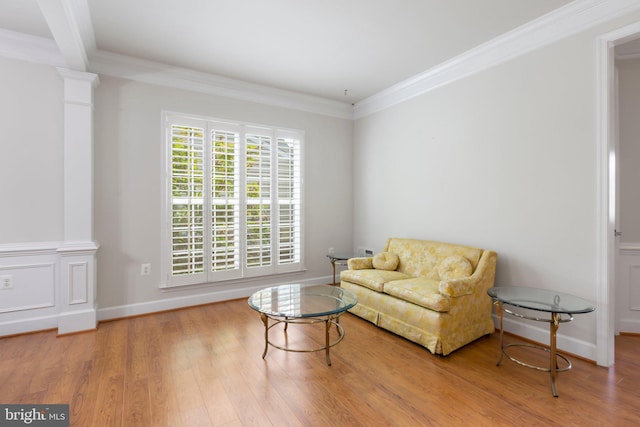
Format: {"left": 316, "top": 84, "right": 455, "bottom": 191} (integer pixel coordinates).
{"left": 488, "top": 287, "right": 595, "bottom": 314}
{"left": 248, "top": 284, "right": 358, "bottom": 318}
{"left": 326, "top": 253, "right": 357, "bottom": 261}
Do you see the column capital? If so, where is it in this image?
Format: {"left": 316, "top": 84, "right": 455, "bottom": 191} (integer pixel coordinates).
{"left": 57, "top": 68, "right": 99, "bottom": 107}
{"left": 57, "top": 67, "right": 99, "bottom": 86}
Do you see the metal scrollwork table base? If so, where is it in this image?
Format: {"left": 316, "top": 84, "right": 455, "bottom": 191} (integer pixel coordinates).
{"left": 248, "top": 284, "right": 358, "bottom": 366}
{"left": 488, "top": 287, "right": 595, "bottom": 397}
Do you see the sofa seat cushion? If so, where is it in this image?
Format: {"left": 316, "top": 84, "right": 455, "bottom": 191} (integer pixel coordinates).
{"left": 341, "top": 269, "right": 411, "bottom": 292}
{"left": 384, "top": 277, "right": 451, "bottom": 312}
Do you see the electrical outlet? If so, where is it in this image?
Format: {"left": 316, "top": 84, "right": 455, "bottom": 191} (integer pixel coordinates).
{"left": 141, "top": 264, "right": 151, "bottom": 276}
{"left": 328, "top": 247, "right": 334, "bottom": 255}
{"left": 1, "top": 275, "right": 13, "bottom": 290}
{"left": 358, "top": 247, "right": 374, "bottom": 257}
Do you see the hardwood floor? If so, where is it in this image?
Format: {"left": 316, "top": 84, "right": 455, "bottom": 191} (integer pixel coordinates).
{"left": 1, "top": 299, "right": 639, "bottom": 426}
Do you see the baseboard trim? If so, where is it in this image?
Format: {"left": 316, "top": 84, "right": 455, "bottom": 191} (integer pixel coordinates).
{"left": 57, "top": 308, "right": 97, "bottom": 335}
{"left": 0, "top": 276, "right": 333, "bottom": 337}
{"left": 0, "top": 313, "right": 59, "bottom": 337}
{"left": 97, "top": 277, "right": 332, "bottom": 322}
{"left": 618, "top": 318, "right": 640, "bottom": 334}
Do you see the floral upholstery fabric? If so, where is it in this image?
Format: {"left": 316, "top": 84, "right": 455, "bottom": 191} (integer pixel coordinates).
{"left": 383, "top": 238, "right": 482, "bottom": 280}
{"left": 439, "top": 274, "right": 479, "bottom": 297}
{"left": 340, "top": 238, "right": 497, "bottom": 355}
{"left": 347, "top": 257, "right": 373, "bottom": 270}
{"left": 438, "top": 255, "right": 473, "bottom": 280}
{"left": 341, "top": 280, "right": 387, "bottom": 323}
{"left": 384, "top": 277, "right": 451, "bottom": 312}
{"left": 340, "top": 269, "right": 410, "bottom": 292}
{"left": 372, "top": 251, "right": 400, "bottom": 270}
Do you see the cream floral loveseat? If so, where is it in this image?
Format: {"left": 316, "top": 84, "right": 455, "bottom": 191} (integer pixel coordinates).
{"left": 340, "top": 238, "right": 497, "bottom": 355}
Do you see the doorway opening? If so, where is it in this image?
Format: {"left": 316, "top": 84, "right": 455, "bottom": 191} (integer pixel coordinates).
{"left": 596, "top": 22, "right": 640, "bottom": 367}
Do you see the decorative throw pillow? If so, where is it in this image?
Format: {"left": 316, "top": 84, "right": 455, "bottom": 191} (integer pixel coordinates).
{"left": 438, "top": 255, "right": 472, "bottom": 280}
{"left": 372, "top": 252, "right": 400, "bottom": 271}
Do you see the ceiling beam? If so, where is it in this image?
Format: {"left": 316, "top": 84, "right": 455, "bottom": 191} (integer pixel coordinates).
{"left": 37, "top": 0, "right": 95, "bottom": 71}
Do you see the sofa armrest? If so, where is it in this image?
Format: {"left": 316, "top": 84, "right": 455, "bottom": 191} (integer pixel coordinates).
{"left": 439, "top": 276, "right": 477, "bottom": 297}
{"left": 348, "top": 257, "right": 373, "bottom": 270}
{"left": 438, "top": 250, "right": 497, "bottom": 297}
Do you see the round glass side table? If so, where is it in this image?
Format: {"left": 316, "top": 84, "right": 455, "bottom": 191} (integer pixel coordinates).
{"left": 487, "top": 286, "right": 595, "bottom": 397}
{"left": 248, "top": 284, "right": 358, "bottom": 366}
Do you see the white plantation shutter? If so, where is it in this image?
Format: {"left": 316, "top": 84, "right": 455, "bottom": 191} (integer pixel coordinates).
{"left": 245, "top": 134, "right": 272, "bottom": 271}
{"left": 170, "top": 125, "right": 206, "bottom": 282}
{"left": 162, "top": 114, "right": 303, "bottom": 288}
{"left": 211, "top": 130, "right": 240, "bottom": 275}
{"left": 277, "top": 136, "right": 301, "bottom": 267}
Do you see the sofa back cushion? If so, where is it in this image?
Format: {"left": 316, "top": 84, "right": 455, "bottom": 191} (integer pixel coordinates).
{"left": 382, "top": 238, "right": 482, "bottom": 280}
{"left": 438, "top": 255, "right": 473, "bottom": 280}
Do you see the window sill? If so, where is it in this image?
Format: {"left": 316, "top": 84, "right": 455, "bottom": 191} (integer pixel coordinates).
{"left": 159, "top": 268, "right": 308, "bottom": 292}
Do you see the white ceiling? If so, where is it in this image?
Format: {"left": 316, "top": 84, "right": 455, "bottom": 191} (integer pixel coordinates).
{"left": 0, "top": 0, "right": 573, "bottom": 104}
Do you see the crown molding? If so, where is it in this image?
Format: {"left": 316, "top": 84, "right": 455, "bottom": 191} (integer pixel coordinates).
{"left": 0, "top": 28, "right": 65, "bottom": 67}
{"left": 0, "top": 30, "right": 353, "bottom": 120}
{"left": 354, "top": 0, "right": 640, "bottom": 119}
{"left": 88, "top": 50, "right": 354, "bottom": 120}
{"left": 3, "top": 0, "right": 640, "bottom": 121}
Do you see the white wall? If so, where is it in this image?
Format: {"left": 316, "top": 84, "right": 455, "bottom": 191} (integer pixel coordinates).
{"left": 0, "top": 58, "right": 353, "bottom": 332}
{"left": 0, "top": 57, "right": 64, "bottom": 243}
{"left": 93, "top": 76, "right": 353, "bottom": 317}
{"left": 352, "top": 16, "right": 640, "bottom": 358}
{"left": 0, "top": 57, "right": 65, "bottom": 334}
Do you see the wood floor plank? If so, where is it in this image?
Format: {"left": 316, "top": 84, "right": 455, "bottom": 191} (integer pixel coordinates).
{"left": 122, "top": 317, "right": 152, "bottom": 426}
{"left": 144, "top": 312, "right": 184, "bottom": 427}
{"left": 207, "top": 303, "right": 306, "bottom": 427}
{"left": 1, "top": 298, "right": 639, "bottom": 426}
{"left": 90, "top": 320, "right": 127, "bottom": 427}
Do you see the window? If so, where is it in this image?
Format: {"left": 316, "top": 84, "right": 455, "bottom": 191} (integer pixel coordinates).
{"left": 161, "top": 113, "right": 303, "bottom": 288}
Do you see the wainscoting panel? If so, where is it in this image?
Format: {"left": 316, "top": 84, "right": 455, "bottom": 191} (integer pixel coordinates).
{"left": 616, "top": 244, "right": 640, "bottom": 333}
{"left": 0, "top": 241, "right": 98, "bottom": 336}
{"left": 0, "top": 262, "right": 55, "bottom": 313}
{"left": 67, "top": 261, "right": 88, "bottom": 305}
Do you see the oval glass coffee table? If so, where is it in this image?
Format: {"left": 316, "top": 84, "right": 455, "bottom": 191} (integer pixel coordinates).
{"left": 488, "top": 286, "right": 595, "bottom": 397}
{"left": 248, "top": 284, "right": 358, "bottom": 366}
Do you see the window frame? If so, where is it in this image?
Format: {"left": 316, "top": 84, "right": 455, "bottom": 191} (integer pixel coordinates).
{"left": 160, "top": 112, "right": 304, "bottom": 288}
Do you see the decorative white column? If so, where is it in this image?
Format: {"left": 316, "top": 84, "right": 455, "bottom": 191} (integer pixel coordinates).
{"left": 56, "top": 68, "right": 100, "bottom": 335}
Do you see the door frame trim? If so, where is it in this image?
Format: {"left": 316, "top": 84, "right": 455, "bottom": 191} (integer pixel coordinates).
{"left": 596, "top": 21, "right": 640, "bottom": 367}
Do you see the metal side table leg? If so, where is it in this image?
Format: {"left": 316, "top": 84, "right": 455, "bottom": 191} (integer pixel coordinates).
{"left": 331, "top": 258, "right": 337, "bottom": 285}
{"left": 550, "top": 312, "right": 560, "bottom": 397}
{"left": 260, "top": 313, "right": 269, "bottom": 359}
{"left": 494, "top": 300, "right": 505, "bottom": 366}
